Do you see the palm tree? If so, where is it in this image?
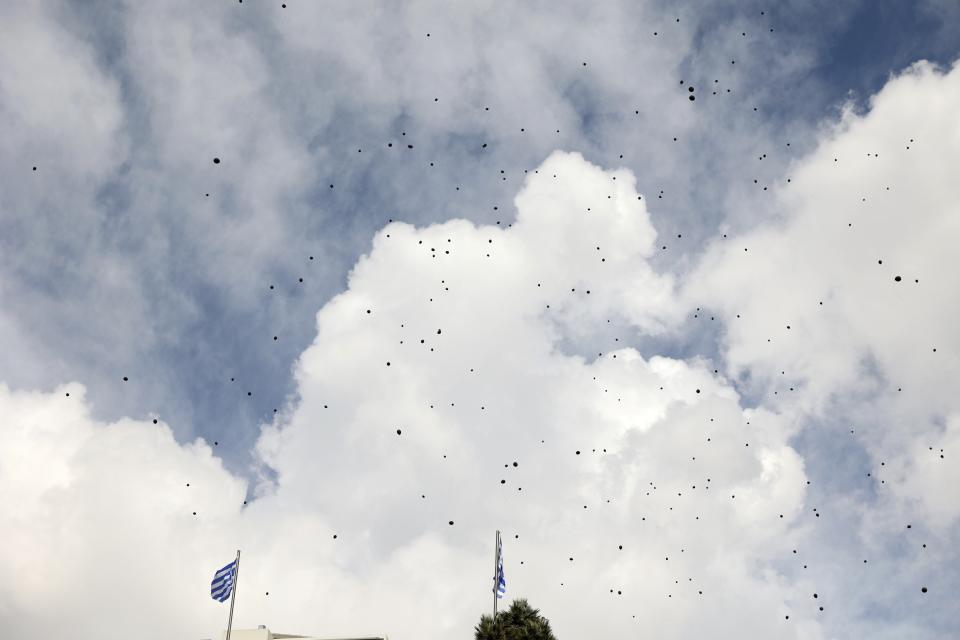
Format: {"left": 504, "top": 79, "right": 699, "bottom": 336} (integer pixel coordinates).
{"left": 475, "top": 598, "right": 557, "bottom": 640}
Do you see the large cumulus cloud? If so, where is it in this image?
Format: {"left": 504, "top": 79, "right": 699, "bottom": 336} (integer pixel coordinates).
{"left": 0, "top": 0, "right": 830, "bottom": 464}
{"left": 1, "top": 152, "right": 814, "bottom": 639}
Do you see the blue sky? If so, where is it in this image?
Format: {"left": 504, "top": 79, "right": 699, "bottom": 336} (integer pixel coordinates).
{"left": 1, "top": 1, "right": 959, "bottom": 638}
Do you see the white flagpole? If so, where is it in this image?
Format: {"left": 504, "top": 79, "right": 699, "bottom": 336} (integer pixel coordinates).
{"left": 225, "top": 550, "right": 241, "bottom": 640}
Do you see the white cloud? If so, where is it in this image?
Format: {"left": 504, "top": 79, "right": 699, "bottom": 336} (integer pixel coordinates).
{"left": 0, "top": 383, "right": 243, "bottom": 637}
{"left": 687, "top": 59, "right": 960, "bottom": 531}
{"left": 0, "top": 152, "right": 817, "bottom": 639}
{"left": 0, "top": 0, "right": 818, "bottom": 443}
{"left": 3, "top": 3, "right": 957, "bottom": 636}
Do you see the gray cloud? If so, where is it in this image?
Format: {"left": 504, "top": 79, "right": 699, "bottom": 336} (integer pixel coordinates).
{"left": 1, "top": 0, "right": 839, "bottom": 473}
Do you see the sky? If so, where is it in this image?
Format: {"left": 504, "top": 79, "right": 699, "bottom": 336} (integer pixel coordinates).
{"left": 1, "top": 1, "right": 959, "bottom": 638}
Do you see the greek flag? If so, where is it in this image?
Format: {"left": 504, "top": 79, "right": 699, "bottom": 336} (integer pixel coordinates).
{"left": 210, "top": 559, "right": 237, "bottom": 603}
{"left": 494, "top": 535, "right": 506, "bottom": 599}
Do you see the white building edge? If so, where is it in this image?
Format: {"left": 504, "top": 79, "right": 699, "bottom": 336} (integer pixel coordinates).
{"left": 216, "top": 626, "right": 387, "bottom": 640}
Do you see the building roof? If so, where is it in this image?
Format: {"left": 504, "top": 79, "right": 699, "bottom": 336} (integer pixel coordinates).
{"left": 223, "top": 627, "right": 387, "bottom": 640}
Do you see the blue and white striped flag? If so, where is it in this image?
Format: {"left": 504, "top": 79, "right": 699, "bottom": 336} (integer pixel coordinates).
{"left": 210, "top": 559, "right": 237, "bottom": 603}
{"left": 494, "top": 535, "right": 506, "bottom": 599}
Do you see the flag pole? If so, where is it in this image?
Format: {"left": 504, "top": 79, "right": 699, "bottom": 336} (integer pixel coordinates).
{"left": 225, "top": 550, "right": 240, "bottom": 640}
{"left": 493, "top": 530, "right": 499, "bottom": 619}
